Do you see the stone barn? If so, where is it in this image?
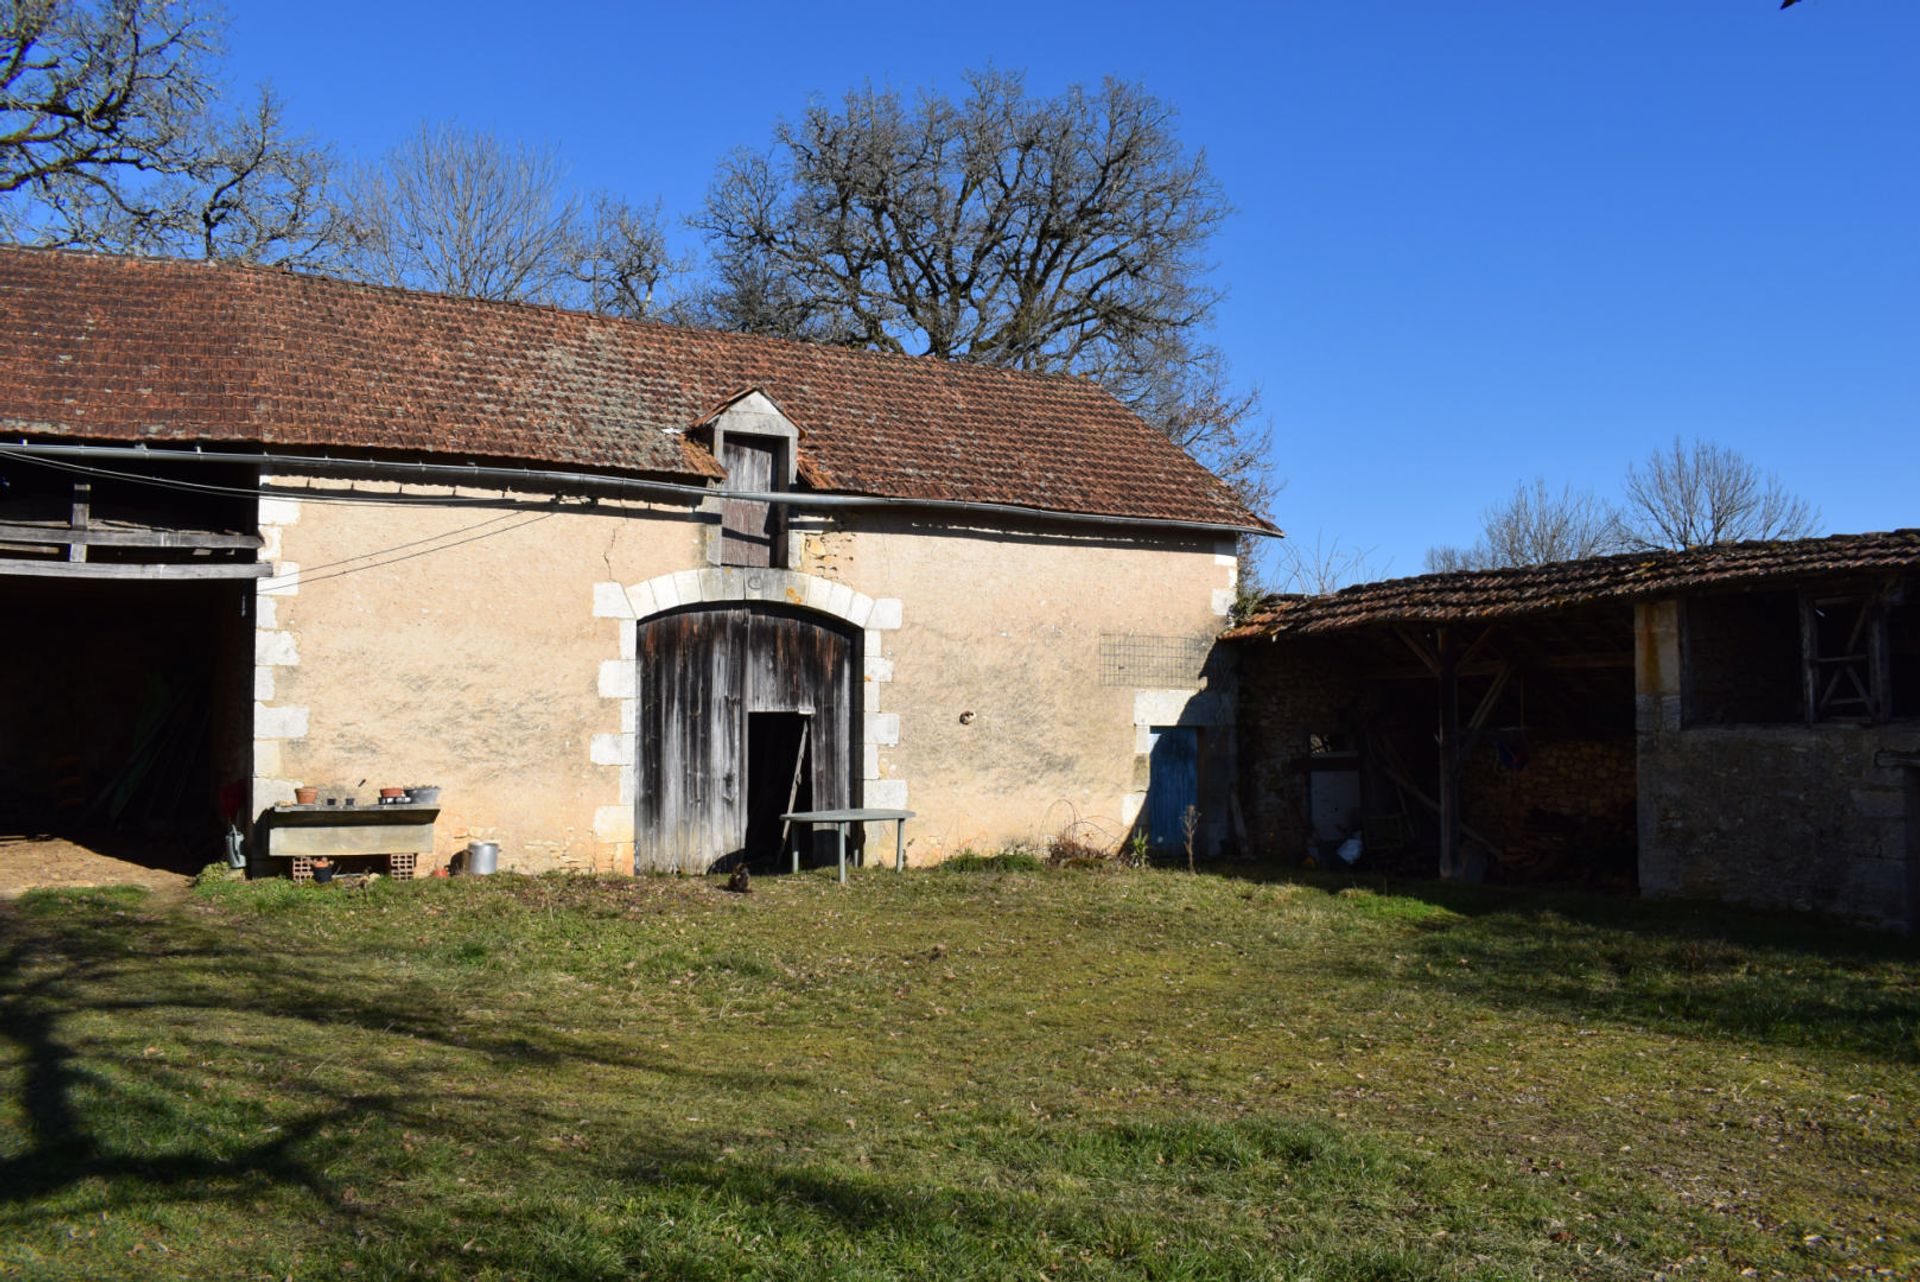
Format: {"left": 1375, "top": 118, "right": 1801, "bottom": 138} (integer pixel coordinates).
{"left": 1230, "top": 531, "right": 1920, "bottom": 930}
{"left": 0, "top": 247, "right": 1268, "bottom": 883}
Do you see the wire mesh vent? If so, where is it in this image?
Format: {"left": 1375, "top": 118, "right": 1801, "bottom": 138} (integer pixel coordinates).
{"left": 1098, "top": 633, "right": 1212, "bottom": 687}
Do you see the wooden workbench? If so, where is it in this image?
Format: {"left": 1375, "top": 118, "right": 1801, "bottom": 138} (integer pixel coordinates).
{"left": 261, "top": 802, "right": 439, "bottom": 880}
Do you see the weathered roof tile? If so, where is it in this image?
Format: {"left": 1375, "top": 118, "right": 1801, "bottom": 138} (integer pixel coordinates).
{"left": 0, "top": 247, "right": 1264, "bottom": 530}
{"left": 1227, "top": 530, "right": 1920, "bottom": 639}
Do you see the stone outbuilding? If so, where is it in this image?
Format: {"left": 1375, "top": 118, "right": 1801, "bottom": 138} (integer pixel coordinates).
{"left": 0, "top": 247, "right": 1268, "bottom": 880}
{"left": 1229, "top": 531, "right": 1920, "bottom": 930}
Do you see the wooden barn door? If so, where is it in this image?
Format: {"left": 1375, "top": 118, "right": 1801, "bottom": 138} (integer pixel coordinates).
{"left": 633, "top": 607, "right": 747, "bottom": 872}
{"left": 634, "top": 605, "right": 857, "bottom": 873}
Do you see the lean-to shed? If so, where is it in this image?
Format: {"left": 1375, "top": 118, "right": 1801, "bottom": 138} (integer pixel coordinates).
{"left": 1228, "top": 532, "right": 1920, "bottom": 930}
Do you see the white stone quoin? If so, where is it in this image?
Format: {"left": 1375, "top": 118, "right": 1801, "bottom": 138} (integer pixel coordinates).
{"left": 251, "top": 487, "right": 308, "bottom": 817}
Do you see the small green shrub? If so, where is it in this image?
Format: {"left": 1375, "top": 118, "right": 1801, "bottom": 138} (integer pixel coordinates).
{"left": 938, "top": 849, "right": 1045, "bottom": 873}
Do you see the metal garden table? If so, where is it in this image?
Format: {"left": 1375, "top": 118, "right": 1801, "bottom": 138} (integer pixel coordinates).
{"left": 780, "top": 808, "right": 916, "bottom": 883}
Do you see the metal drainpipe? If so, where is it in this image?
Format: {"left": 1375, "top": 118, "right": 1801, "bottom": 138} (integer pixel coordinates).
{"left": 0, "top": 440, "right": 1275, "bottom": 539}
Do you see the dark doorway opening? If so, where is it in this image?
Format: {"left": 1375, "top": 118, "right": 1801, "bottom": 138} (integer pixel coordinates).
{"left": 634, "top": 604, "right": 859, "bottom": 874}
{"left": 739, "top": 711, "right": 812, "bottom": 871}
{"left": 0, "top": 577, "right": 253, "bottom": 891}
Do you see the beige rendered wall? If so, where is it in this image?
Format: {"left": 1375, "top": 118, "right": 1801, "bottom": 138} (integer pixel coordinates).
{"left": 251, "top": 478, "right": 702, "bottom": 874}
{"left": 251, "top": 477, "right": 1239, "bottom": 874}
{"left": 794, "top": 514, "right": 1236, "bottom": 861}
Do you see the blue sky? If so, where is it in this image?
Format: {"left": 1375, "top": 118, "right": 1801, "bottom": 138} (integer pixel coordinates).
{"left": 222, "top": 1, "right": 1918, "bottom": 581}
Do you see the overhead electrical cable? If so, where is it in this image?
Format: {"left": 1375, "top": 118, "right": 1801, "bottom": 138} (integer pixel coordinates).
{"left": 260, "top": 513, "right": 558, "bottom": 590}
{"left": 0, "top": 449, "right": 589, "bottom": 510}
{"left": 258, "top": 508, "right": 544, "bottom": 579}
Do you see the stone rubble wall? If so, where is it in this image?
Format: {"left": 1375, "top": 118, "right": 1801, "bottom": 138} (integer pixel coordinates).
{"left": 1638, "top": 719, "right": 1918, "bottom": 928}
{"left": 1635, "top": 597, "right": 1917, "bottom": 931}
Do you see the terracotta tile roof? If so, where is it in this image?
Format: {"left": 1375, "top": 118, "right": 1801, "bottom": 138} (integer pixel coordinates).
{"left": 0, "top": 247, "right": 1266, "bottom": 531}
{"left": 1227, "top": 529, "right": 1920, "bottom": 640}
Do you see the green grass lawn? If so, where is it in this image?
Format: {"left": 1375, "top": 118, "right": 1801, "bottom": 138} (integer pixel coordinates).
{"left": 1, "top": 863, "right": 1916, "bottom": 1281}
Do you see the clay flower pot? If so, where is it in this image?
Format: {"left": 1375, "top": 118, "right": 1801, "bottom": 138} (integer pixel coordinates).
{"left": 294, "top": 787, "right": 319, "bottom": 805}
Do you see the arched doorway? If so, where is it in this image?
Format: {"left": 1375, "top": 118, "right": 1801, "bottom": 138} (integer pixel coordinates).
{"left": 633, "top": 604, "right": 860, "bottom": 873}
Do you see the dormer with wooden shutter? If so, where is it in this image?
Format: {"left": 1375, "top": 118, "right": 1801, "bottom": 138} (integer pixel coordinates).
{"left": 694, "top": 389, "right": 800, "bottom": 569}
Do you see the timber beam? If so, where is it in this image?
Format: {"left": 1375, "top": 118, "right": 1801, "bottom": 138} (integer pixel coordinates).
{"left": 0, "top": 557, "right": 270, "bottom": 580}
{"left": 1366, "top": 652, "right": 1630, "bottom": 683}
{"left": 0, "top": 520, "right": 262, "bottom": 550}
{"left": 1436, "top": 628, "right": 1463, "bottom": 880}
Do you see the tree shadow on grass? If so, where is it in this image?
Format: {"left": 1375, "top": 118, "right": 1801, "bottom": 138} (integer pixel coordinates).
{"left": 0, "top": 887, "right": 809, "bottom": 1228}
{"left": 0, "top": 883, "right": 1737, "bottom": 1281}
{"left": 0, "top": 917, "right": 385, "bottom": 1226}
{"left": 549, "top": 1119, "right": 1484, "bottom": 1282}
{"left": 1211, "top": 864, "right": 1910, "bottom": 957}
{"left": 1, "top": 893, "right": 1346, "bottom": 1279}
{"left": 1240, "top": 872, "right": 1920, "bottom": 1063}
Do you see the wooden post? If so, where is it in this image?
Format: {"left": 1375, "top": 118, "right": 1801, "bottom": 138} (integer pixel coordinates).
{"left": 68, "top": 479, "right": 90, "bottom": 562}
{"left": 1436, "top": 627, "right": 1463, "bottom": 880}
{"left": 778, "top": 721, "right": 810, "bottom": 871}
{"left": 1799, "top": 594, "right": 1819, "bottom": 723}
{"left": 1868, "top": 593, "right": 1893, "bottom": 723}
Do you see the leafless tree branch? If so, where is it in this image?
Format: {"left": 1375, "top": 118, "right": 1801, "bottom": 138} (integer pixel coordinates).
{"left": 0, "top": 0, "right": 214, "bottom": 199}
{"left": 691, "top": 69, "right": 1270, "bottom": 513}
{"left": 1619, "top": 438, "right": 1820, "bottom": 550}
{"left": 331, "top": 124, "right": 686, "bottom": 315}
{"left": 571, "top": 193, "right": 684, "bottom": 319}
{"left": 1426, "top": 442, "right": 1822, "bottom": 572}
{"left": 2, "top": 3, "right": 340, "bottom": 265}
{"left": 1425, "top": 479, "right": 1624, "bottom": 572}
{"left": 332, "top": 122, "right": 582, "bottom": 304}
{"left": 1272, "top": 532, "right": 1386, "bottom": 597}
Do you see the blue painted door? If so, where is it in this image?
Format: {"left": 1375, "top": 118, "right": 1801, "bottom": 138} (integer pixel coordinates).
{"left": 1145, "top": 726, "right": 1199, "bottom": 850}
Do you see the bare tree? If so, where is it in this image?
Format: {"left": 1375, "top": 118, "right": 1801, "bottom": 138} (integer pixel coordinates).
{"left": 0, "top": 0, "right": 216, "bottom": 204}
{"left": 1424, "top": 479, "right": 1624, "bottom": 572}
{"left": 334, "top": 124, "right": 684, "bottom": 315}
{"left": 181, "top": 87, "right": 338, "bottom": 265}
{"left": 1124, "top": 329, "right": 1273, "bottom": 509}
{"left": 1619, "top": 438, "right": 1820, "bottom": 550}
{"left": 1270, "top": 532, "right": 1385, "bottom": 596}
{"left": 334, "top": 122, "right": 582, "bottom": 303}
{"left": 571, "top": 193, "right": 682, "bottom": 319}
{"left": 1, "top": 2, "right": 336, "bottom": 264}
{"left": 27, "top": 84, "right": 339, "bottom": 265}
{"left": 693, "top": 69, "right": 1270, "bottom": 509}
{"left": 696, "top": 70, "right": 1228, "bottom": 363}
